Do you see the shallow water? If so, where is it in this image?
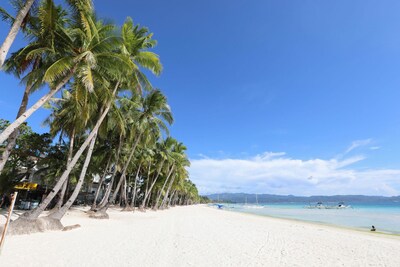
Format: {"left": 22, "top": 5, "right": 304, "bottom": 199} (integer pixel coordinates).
{"left": 215, "top": 202, "right": 400, "bottom": 234}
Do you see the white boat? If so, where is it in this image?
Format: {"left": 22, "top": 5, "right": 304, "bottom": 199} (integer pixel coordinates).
{"left": 242, "top": 194, "right": 263, "bottom": 209}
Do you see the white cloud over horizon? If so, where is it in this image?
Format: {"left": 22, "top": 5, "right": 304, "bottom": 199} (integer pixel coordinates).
{"left": 189, "top": 151, "right": 400, "bottom": 197}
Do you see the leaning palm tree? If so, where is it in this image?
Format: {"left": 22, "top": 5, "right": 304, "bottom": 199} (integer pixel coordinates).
{"left": 159, "top": 141, "right": 189, "bottom": 209}
{"left": 16, "top": 12, "right": 132, "bottom": 222}
{"left": 0, "top": 0, "right": 37, "bottom": 68}
{"left": 47, "top": 17, "right": 165, "bottom": 220}
{"left": 0, "top": 0, "right": 69, "bottom": 174}
{"left": 91, "top": 18, "right": 163, "bottom": 211}
{"left": 44, "top": 85, "right": 96, "bottom": 209}
{"left": 89, "top": 98, "right": 127, "bottom": 211}
{"left": 109, "top": 90, "right": 173, "bottom": 210}
{"left": 140, "top": 135, "right": 174, "bottom": 210}
{"left": 153, "top": 137, "right": 178, "bottom": 210}
{"left": 0, "top": 0, "right": 117, "bottom": 145}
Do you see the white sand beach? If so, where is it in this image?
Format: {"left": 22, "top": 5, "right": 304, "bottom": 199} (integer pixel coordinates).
{"left": 1, "top": 205, "right": 399, "bottom": 267}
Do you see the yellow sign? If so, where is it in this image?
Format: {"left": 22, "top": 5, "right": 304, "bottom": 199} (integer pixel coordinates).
{"left": 14, "top": 182, "right": 38, "bottom": 190}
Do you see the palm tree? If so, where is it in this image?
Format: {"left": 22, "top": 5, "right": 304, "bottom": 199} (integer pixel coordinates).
{"left": 44, "top": 85, "right": 96, "bottom": 209}
{"left": 48, "top": 16, "right": 165, "bottom": 219}
{"left": 1, "top": 1, "right": 204, "bottom": 234}
{"left": 0, "top": 0, "right": 69, "bottom": 174}
{"left": 140, "top": 136, "right": 174, "bottom": 210}
{"left": 120, "top": 17, "right": 162, "bottom": 91}
{"left": 20, "top": 11, "right": 132, "bottom": 220}
{"left": 90, "top": 100, "right": 126, "bottom": 211}
{"left": 0, "top": 0, "right": 36, "bottom": 68}
{"left": 153, "top": 137, "right": 178, "bottom": 210}
{"left": 93, "top": 18, "right": 163, "bottom": 210}
{"left": 0, "top": 0, "right": 130, "bottom": 144}
{"left": 159, "top": 142, "right": 189, "bottom": 209}
{"left": 115, "top": 90, "right": 174, "bottom": 211}
{"left": 48, "top": 49, "right": 133, "bottom": 219}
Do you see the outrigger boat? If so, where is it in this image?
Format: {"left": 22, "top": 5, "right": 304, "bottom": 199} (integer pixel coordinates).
{"left": 305, "top": 202, "right": 351, "bottom": 209}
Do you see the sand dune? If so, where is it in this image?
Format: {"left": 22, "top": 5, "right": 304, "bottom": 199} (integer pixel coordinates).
{"left": 1, "top": 205, "right": 399, "bottom": 266}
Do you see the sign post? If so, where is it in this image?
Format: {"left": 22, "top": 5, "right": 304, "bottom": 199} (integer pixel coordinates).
{"left": 0, "top": 191, "right": 18, "bottom": 255}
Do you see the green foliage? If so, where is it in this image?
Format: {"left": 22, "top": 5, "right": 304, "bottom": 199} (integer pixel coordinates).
{"left": 0, "top": 0, "right": 202, "bottom": 207}
{"left": 0, "top": 121, "right": 51, "bottom": 192}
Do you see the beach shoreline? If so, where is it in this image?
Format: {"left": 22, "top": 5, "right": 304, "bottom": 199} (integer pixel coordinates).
{"left": 1, "top": 205, "right": 399, "bottom": 266}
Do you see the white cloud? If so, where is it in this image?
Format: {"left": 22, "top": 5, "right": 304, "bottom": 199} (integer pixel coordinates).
{"left": 189, "top": 152, "right": 400, "bottom": 196}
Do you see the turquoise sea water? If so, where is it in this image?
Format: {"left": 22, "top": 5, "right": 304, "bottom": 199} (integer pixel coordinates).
{"left": 213, "top": 202, "right": 400, "bottom": 234}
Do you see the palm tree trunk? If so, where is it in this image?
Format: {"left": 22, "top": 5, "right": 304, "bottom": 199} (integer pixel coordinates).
{"left": 24, "top": 126, "right": 96, "bottom": 220}
{"left": 146, "top": 190, "right": 153, "bottom": 208}
{"left": 98, "top": 136, "right": 123, "bottom": 209}
{"left": 121, "top": 175, "right": 128, "bottom": 207}
{"left": 109, "top": 133, "right": 142, "bottom": 205}
{"left": 55, "top": 129, "right": 75, "bottom": 209}
{"left": 98, "top": 174, "right": 114, "bottom": 209}
{"left": 109, "top": 173, "right": 123, "bottom": 204}
{"left": 141, "top": 163, "right": 151, "bottom": 208}
{"left": 0, "top": 71, "right": 74, "bottom": 144}
{"left": 22, "top": 82, "right": 118, "bottom": 220}
{"left": 161, "top": 174, "right": 176, "bottom": 209}
{"left": 168, "top": 190, "right": 176, "bottom": 207}
{"left": 119, "top": 132, "right": 143, "bottom": 195}
{"left": 0, "top": 83, "right": 33, "bottom": 174}
{"left": 49, "top": 132, "right": 98, "bottom": 220}
{"left": 140, "top": 160, "right": 165, "bottom": 210}
{"left": 130, "top": 163, "right": 141, "bottom": 210}
{"left": 154, "top": 165, "right": 174, "bottom": 210}
{"left": 91, "top": 154, "right": 112, "bottom": 210}
{"left": 0, "top": 0, "right": 35, "bottom": 68}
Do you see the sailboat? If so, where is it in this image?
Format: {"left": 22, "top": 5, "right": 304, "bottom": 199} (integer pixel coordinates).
{"left": 243, "top": 194, "right": 263, "bottom": 209}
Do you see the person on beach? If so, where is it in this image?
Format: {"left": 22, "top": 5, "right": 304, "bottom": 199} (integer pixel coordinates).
{"left": 0, "top": 192, "right": 11, "bottom": 209}
{"left": 371, "top": 225, "right": 376, "bottom": 231}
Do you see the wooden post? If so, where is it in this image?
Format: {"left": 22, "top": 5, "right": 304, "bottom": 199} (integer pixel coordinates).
{"left": 0, "top": 191, "right": 18, "bottom": 255}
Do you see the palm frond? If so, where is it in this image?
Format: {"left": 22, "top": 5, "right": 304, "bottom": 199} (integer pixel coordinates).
{"left": 43, "top": 56, "right": 75, "bottom": 83}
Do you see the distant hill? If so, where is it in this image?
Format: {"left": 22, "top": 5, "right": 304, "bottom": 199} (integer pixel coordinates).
{"left": 206, "top": 193, "right": 400, "bottom": 204}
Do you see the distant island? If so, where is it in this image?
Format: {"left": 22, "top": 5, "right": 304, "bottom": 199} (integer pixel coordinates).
{"left": 206, "top": 193, "right": 400, "bottom": 204}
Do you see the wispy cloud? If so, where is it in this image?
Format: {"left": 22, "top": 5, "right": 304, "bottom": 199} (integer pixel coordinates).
{"left": 345, "top": 139, "right": 372, "bottom": 154}
{"left": 369, "top": 146, "right": 381, "bottom": 150}
{"left": 197, "top": 153, "right": 209, "bottom": 159}
{"left": 189, "top": 151, "right": 400, "bottom": 196}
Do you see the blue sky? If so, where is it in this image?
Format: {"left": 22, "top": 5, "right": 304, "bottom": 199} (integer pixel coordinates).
{"left": 1, "top": 0, "right": 400, "bottom": 195}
